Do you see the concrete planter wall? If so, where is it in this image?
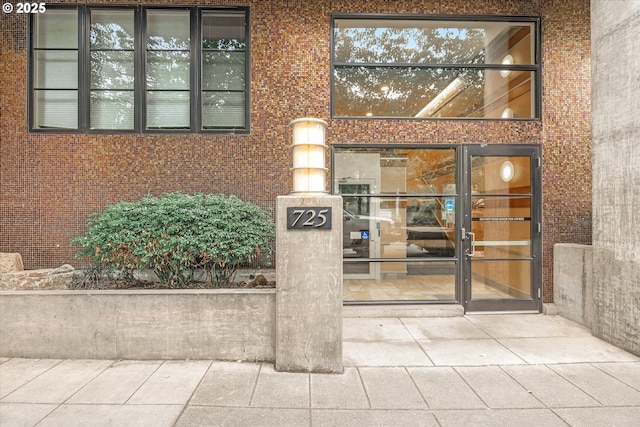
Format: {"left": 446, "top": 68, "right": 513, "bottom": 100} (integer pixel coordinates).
{"left": 0, "top": 289, "right": 275, "bottom": 361}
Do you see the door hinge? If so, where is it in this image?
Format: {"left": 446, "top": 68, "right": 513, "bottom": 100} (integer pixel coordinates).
{"left": 537, "top": 222, "right": 541, "bottom": 233}
{"left": 537, "top": 288, "right": 541, "bottom": 299}
{"left": 537, "top": 157, "right": 541, "bottom": 168}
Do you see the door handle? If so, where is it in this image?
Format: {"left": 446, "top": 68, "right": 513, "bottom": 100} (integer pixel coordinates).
{"left": 466, "top": 232, "right": 475, "bottom": 257}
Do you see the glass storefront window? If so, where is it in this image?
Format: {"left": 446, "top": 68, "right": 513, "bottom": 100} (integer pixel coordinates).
{"left": 334, "top": 146, "right": 458, "bottom": 302}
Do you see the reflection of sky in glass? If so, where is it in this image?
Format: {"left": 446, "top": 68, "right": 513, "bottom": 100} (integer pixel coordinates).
{"left": 334, "top": 25, "right": 485, "bottom": 64}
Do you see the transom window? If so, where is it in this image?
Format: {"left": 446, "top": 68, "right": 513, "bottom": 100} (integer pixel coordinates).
{"left": 30, "top": 5, "right": 249, "bottom": 133}
{"left": 331, "top": 15, "right": 540, "bottom": 119}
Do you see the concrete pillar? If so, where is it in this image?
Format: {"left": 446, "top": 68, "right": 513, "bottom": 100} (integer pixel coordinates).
{"left": 275, "top": 194, "right": 343, "bottom": 373}
{"left": 591, "top": 0, "right": 640, "bottom": 356}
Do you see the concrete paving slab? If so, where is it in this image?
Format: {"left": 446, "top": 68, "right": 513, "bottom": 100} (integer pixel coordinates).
{"left": 433, "top": 408, "right": 567, "bottom": 426}
{"left": 343, "top": 317, "right": 415, "bottom": 341}
{"left": 0, "top": 403, "right": 58, "bottom": 426}
{"left": 0, "top": 358, "right": 9, "bottom": 364}
{"left": 499, "top": 336, "right": 640, "bottom": 364}
{"left": 1, "top": 359, "right": 112, "bottom": 404}
{"left": 501, "top": 365, "right": 601, "bottom": 407}
{"left": 127, "top": 360, "right": 211, "bottom": 405}
{"left": 466, "top": 314, "right": 592, "bottom": 338}
{"left": 550, "top": 363, "right": 640, "bottom": 406}
{"left": 420, "top": 339, "right": 525, "bottom": 366}
{"left": 312, "top": 409, "right": 438, "bottom": 426}
{"left": 310, "top": 367, "right": 369, "bottom": 409}
{"left": 401, "top": 317, "right": 490, "bottom": 340}
{"left": 343, "top": 341, "right": 433, "bottom": 367}
{"left": 175, "top": 406, "right": 310, "bottom": 427}
{"left": 407, "top": 367, "right": 486, "bottom": 409}
{"left": 455, "top": 366, "right": 543, "bottom": 409}
{"left": 189, "top": 361, "right": 260, "bottom": 406}
{"left": 0, "top": 358, "right": 61, "bottom": 398}
{"left": 592, "top": 362, "right": 640, "bottom": 390}
{"left": 554, "top": 407, "right": 640, "bottom": 426}
{"left": 358, "top": 367, "right": 426, "bottom": 409}
{"left": 250, "top": 364, "right": 309, "bottom": 408}
{"left": 66, "top": 360, "right": 161, "bottom": 404}
{"left": 37, "top": 404, "right": 183, "bottom": 427}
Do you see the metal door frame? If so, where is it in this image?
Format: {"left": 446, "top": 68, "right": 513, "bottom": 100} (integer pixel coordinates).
{"left": 460, "top": 144, "right": 542, "bottom": 312}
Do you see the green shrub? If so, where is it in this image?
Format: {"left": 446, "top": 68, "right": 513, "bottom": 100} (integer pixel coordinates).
{"left": 71, "top": 192, "right": 274, "bottom": 288}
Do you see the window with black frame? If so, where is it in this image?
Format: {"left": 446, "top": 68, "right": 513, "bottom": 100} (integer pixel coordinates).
{"left": 29, "top": 6, "right": 249, "bottom": 133}
{"left": 331, "top": 16, "right": 539, "bottom": 119}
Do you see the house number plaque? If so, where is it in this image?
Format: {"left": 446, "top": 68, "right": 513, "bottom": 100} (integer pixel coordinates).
{"left": 287, "top": 207, "right": 332, "bottom": 230}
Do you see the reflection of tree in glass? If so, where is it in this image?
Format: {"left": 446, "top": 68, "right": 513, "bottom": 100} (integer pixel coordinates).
{"left": 202, "top": 38, "right": 246, "bottom": 127}
{"left": 146, "top": 35, "right": 190, "bottom": 90}
{"left": 90, "top": 22, "right": 134, "bottom": 128}
{"left": 333, "top": 26, "right": 486, "bottom": 117}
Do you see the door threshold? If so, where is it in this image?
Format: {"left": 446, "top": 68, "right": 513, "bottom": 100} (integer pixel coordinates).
{"left": 465, "top": 310, "right": 541, "bottom": 315}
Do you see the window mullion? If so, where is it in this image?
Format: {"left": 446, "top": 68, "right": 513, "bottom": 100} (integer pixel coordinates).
{"left": 79, "top": 6, "right": 88, "bottom": 132}
{"left": 191, "top": 7, "right": 199, "bottom": 132}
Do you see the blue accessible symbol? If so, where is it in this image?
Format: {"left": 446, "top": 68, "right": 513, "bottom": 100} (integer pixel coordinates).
{"left": 445, "top": 199, "right": 455, "bottom": 211}
{"left": 361, "top": 231, "right": 370, "bottom": 240}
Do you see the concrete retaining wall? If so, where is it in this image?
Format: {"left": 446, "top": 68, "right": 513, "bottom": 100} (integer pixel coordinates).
{"left": 0, "top": 289, "right": 275, "bottom": 361}
{"left": 553, "top": 244, "right": 593, "bottom": 328}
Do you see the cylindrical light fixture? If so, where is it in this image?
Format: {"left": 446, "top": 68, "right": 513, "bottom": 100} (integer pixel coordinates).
{"left": 289, "top": 118, "right": 328, "bottom": 193}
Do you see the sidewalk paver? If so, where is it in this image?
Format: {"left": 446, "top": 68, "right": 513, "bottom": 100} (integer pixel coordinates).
{"left": 38, "top": 404, "right": 183, "bottom": 427}
{"left": 312, "top": 409, "right": 438, "bottom": 427}
{"left": 358, "top": 367, "right": 426, "bottom": 409}
{"left": 67, "top": 360, "right": 161, "bottom": 404}
{"left": 311, "top": 367, "right": 369, "bottom": 409}
{"left": 549, "top": 363, "right": 640, "bottom": 406}
{"left": 175, "top": 407, "right": 310, "bottom": 427}
{"left": 498, "top": 335, "right": 640, "bottom": 364}
{"left": 189, "top": 361, "right": 260, "bottom": 407}
{"left": 127, "top": 360, "right": 211, "bottom": 405}
{"left": 407, "top": 366, "right": 486, "bottom": 409}
{"left": 432, "top": 408, "right": 567, "bottom": 427}
{"left": 250, "top": 364, "right": 309, "bottom": 408}
{"left": 420, "top": 338, "right": 525, "bottom": 366}
{"left": 1, "top": 359, "right": 112, "bottom": 404}
{"left": 501, "top": 364, "right": 601, "bottom": 408}
{"left": 454, "top": 366, "right": 543, "bottom": 409}
{"left": 0, "top": 358, "right": 61, "bottom": 398}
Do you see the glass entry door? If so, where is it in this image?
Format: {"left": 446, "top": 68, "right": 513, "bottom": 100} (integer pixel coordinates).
{"left": 462, "top": 145, "right": 542, "bottom": 311}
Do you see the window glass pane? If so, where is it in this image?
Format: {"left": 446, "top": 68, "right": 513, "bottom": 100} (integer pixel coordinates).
{"left": 146, "top": 51, "right": 190, "bottom": 90}
{"left": 202, "top": 92, "right": 245, "bottom": 128}
{"left": 91, "top": 51, "right": 134, "bottom": 89}
{"left": 343, "top": 261, "right": 455, "bottom": 301}
{"left": 90, "top": 10, "right": 134, "bottom": 50}
{"left": 471, "top": 260, "right": 530, "bottom": 299}
{"left": 334, "top": 19, "right": 534, "bottom": 65}
{"left": 33, "top": 9, "right": 78, "bottom": 49}
{"left": 90, "top": 91, "right": 134, "bottom": 129}
{"left": 334, "top": 67, "right": 535, "bottom": 118}
{"left": 202, "top": 11, "right": 246, "bottom": 50}
{"left": 146, "top": 10, "right": 190, "bottom": 50}
{"left": 33, "top": 90, "right": 78, "bottom": 129}
{"left": 33, "top": 51, "right": 77, "bottom": 89}
{"left": 334, "top": 147, "right": 457, "bottom": 194}
{"left": 146, "top": 91, "right": 190, "bottom": 129}
{"left": 202, "top": 52, "right": 245, "bottom": 90}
